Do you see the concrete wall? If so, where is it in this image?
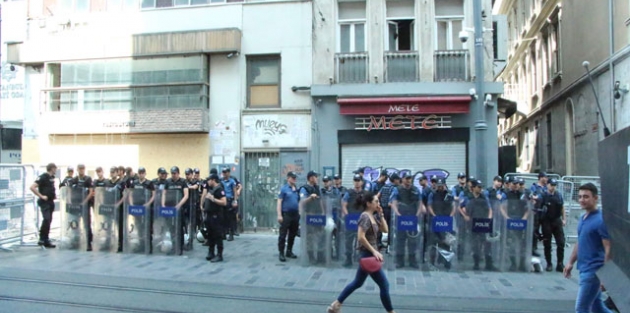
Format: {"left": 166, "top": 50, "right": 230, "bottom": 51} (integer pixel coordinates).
{"left": 613, "top": 0, "right": 630, "bottom": 53}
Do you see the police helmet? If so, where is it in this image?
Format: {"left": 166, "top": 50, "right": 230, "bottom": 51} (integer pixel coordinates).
{"left": 193, "top": 168, "right": 200, "bottom": 174}
{"left": 222, "top": 167, "right": 231, "bottom": 173}
{"left": 287, "top": 171, "right": 297, "bottom": 179}
{"left": 517, "top": 178, "right": 526, "bottom": 185}
{"left": 430, "top": 175, "right": 438, "bottom": 183}
{"left": 184, "top": 168, "right": 193, "bottom": 175}
{"left": 402, "top": 173, "right": 413, "bottom": 180}
{"left": 196, "top": 229, "right": 206, "bottom": 243}
{"left": 210, "top": 168, "right": 218, "bottom": 175}
{"left": 157, "top": 167, "right": 167, "bottom": 175}
{"left": 170, "top": 166, "right": 180, "bottom": 174}
{"left": 322, "top": 175, "right": 331, "bottom": 182}
{"left": 333, "top": 174, "right": 341, "bottom": 180}
{"left": 493, "top": 175, "right": 503, "bottom": 182}
{"left": 138, "top": 167, "right": 146, "bottom": 174}
{"left": 486, "top": 230, "right": 501, "bottom": 242}
{"left": 470, "top": 179, "right": 483, "bottom": 188}
{"left": 548, "top": 178, "right": 558, "bottom": 186}
{"left": 389, "top": 173, "right": 401, "bottom": 181}
{"left": 467, "top": 176, "right": 476, "bottom": 182}
{"left": 436, "top": 178, "right": 446, "bottom": 187}
{"left": 352, "top": 174, "right": 362, "bottom": 181}
{"left": 418, "top": 174, "right": 427, "bottom": 181}
{"left": 457, "top": 172, "right": 467, "bottom": 179}
{"left": 208, "top": 174, "right": 220, "bottom": 182}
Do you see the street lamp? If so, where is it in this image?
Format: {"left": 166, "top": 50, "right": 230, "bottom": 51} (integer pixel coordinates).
{"left": 472, "top": 0, "right": 488, "bottom": 185}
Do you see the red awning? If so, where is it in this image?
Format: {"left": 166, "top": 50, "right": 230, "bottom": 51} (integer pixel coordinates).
{"left": 337, "top": 96, "right": 470, "bottom": 115}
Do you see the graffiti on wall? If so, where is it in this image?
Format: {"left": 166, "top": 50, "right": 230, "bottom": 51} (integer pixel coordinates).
{"left": 360, "top": 166, "right": 450, "bottom": 189}
{"left": 255, "top": 119, "right": 288, "bottom": 136}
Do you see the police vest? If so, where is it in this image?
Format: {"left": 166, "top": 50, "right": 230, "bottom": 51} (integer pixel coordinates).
{"left": 467, "top": 194, "right": 489, "bottom": 218}
{"left": 346, "top": 189, "right": 364, "bottom": 213}
{"left": 130, "top": 180, "right": 151, "bottom": 204}
{"left": 432, "top": 189, "right": 452, "bottom": 216}
{"left": 486, "top": 187, "right": 499, "bottom": 201}
{"left": 543, "top": 192, "right": 563, "bottom": 220}
{"left": 397, "top": 185, "right": 420, "bottom": 214}
{"left": 93, "top": 179, "right": 107, "bottom": 188}
{"left": 300, "top": 184, "right": 321, "bottom": 214}
{"left": 379, "top": 184, "right": 395, "bottom": 208}
{"left": 506, "top": 190, "right": 527, "bottom": 218}
{"left": 453, "top": 185, "right": 465, "bottom": 197}
{"left": 103, "top": 179, "right": 122, "bottom": 204}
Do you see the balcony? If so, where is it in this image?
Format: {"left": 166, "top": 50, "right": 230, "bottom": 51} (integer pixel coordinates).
{"left": 434, "top": 50, "right": 470, "bottom": 82}
{"left": 335, "top": 52, "right": 369, "bottom": 84}
{"left": 384, "top": 51, "right": 419, "bottom": 83}
{"left": 41, "top": 88, "right": 209, "bottom": 134}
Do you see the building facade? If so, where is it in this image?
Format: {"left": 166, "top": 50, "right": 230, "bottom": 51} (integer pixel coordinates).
{"left": 495, "top": 0, "right": 630, "bottom": 176}
{"left": 6, "top": 0, "right": 312, "bottom": 229}
{"left": 310, "top": 0, "right": 502, "bottom": 188}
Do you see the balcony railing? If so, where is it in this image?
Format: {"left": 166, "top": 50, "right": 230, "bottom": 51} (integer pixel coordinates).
{"left": 335, "top": 52, "right": 369, "bottom": 84}
{"left": 434, "top": 50, "right": 470, "bottom": 82}
{"left": 384, "top": 51, "right": 419, "bottom": 82}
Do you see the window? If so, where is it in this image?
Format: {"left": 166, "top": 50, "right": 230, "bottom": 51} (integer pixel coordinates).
{"left": 435, "top": 0, "right": 464, "bottom": 50}
{"left": 517, "top": 130, "right": 522, "bottom": 166}
{"left": 541, "top": 32, "right": 549, "bottom": 83}
{"left": 338, "top": 1, "right": 366, "bottom": 53}
{"left": 58, "top": 0, "right": 90, "bottom": 13}
{"left": 247, "top": 56, "right": 281, "bottom": 108}
{"left": 535, "top": 120, "right": 542, "bottom": 167}
{"left": 525, "top": 127, "right": 530, "bottom": 162}
{"left": 550, "top": 16, "right": 562, "bottom": 75}
{"left": 1, "top": 128, "right": 22, "bottom": 150}
{"left": 386, "top": 0, "right": 415, "bottom": 51}
{"left": 546, "top": 113, "right": 553, "bottom": 168}
{"left": 530, "top": 45, "right": 537, "bottom": 95}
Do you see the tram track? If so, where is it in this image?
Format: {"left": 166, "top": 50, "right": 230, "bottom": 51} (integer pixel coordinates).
{"left": 0, "top": 276, "right": 571, "bottom": 313}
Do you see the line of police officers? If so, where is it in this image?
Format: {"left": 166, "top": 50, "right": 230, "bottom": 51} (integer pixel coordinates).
{"left": 32, "top": 163, "right": 242, "bottom": 262}
{"left": 276, "top": 167, "right": 566, "bottom": 272}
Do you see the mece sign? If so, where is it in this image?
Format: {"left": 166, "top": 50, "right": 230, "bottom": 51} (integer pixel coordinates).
{"left": 364, "top": 114, "right": 450, "bottom": 131}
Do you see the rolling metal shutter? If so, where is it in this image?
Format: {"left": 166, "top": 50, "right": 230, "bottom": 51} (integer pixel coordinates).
{"left": 340, "top": 142, "right": 466, "bottom": 188}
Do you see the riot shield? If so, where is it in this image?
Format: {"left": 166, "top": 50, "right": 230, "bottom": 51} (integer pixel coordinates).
{"left": 300, "top": 195, "right": 329, "bottom": 266}
{"left": 499, "top": 197, "right": 534, "bottom": 272}
{"left": 92, "top": 187, "right": 121, "bottom": 252}
{"left": 152, "top": 189, "right": 181, "bottom": 255}
{"left": 182, "top": 189, "right": 197, "bottom": 251}
{"left": 340, "top": 212, "right": 361, "bottom": 268}
{"left": 390, "top": 202, "right": 423, "bottom": 270}
{"left": 427, "top": 215, "right": 457, "bottom": 271}
{"left": 458, "top": 196, "right": 497, "bottom": 271}
{"left": 123, "top": 188, "right": 152, "bottom": 254}
{"left": 59, "top": 186, "right": 89, "bottom": 250}
{"left": 329, "top": 193, "right": 342, "bottom": 264}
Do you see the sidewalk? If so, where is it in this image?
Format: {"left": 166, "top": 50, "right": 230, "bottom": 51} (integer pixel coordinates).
{"left": 0, "top": 233, "right": 579, "bottom": 301}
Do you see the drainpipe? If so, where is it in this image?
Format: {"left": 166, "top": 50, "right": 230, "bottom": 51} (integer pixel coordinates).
{"left": 608, "top": 0, "right": 616, "bottom": 132}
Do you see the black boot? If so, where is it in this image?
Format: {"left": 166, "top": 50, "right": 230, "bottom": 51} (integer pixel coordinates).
{"left": 286, "top": 250, "right": 297, "bottom": 259}
{"left": 509, "top": 257, "right": 517, "bottom": 271}
{"left": 546, "top": 259, "right": 553, "bottom": 272}
{"left": 87, "top": 243, "right": 93, "bottom": 252}
{"left": 279, "top": 251, "right": 286, "bottom": 262}
{"left": 485, "top": 255, "right": 497, "bottom": 271}
{"left": 473, "top": 255, "right": 480, "bottom": 270}
{"left": 206, "top": 245, "right": 216, "bottom": 261}
{"left": 211, "top": 247, "right": 223, "bottom": 262}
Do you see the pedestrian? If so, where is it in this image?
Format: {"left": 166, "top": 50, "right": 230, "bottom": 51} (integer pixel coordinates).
{"left": 564, "top": 183, "right": 612, "bottom": 313}
{"left": 389, "top": 173, "right": 424, "bottom": 269}
{"left": 30, "top": 163, "right": 58, "bottom": 248}
{"left": 531, "top": 172, "right": 549, "bottom": 257}
{"left": 300, "top": 171, "right": 324, "bottom": 264}
{"left": 221, "top": 167, "right": 242, "bottom": 241}
{"left": 541, "top": 178, "right": 566, "bottom": 272}
{"left": 276, "top": 171, "right": 300, "bottom": 262}
{"left": 72, "top": 164, "right": 94, "bottom": 251}
{"left": 327, "top": 191, "right": 394, "bottom": 313}
{"left": 204, "top": 174, "right": 227, "bottom": 262}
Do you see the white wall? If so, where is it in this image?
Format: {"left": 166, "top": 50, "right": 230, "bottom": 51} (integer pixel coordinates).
{"left": 1, "top": 0, "right": 27, "bottom": 123}
{"left": 614, "top": 57, "right": 630, "bottom": 131}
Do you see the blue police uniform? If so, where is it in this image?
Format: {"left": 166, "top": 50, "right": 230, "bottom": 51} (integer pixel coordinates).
{"left": 277, "top": 183, "right": 300, "bottom": 257}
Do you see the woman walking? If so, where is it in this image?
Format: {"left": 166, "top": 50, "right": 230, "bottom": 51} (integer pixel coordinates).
{"left": 328, "top": 191, "right": 395, "bottom": 313}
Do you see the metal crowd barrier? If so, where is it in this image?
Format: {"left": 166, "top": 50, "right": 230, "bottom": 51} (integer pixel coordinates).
{"left": 0, "top": 164, "right": 41, "bottom": 252}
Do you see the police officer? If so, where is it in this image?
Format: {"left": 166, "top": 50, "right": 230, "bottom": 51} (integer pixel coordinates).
{"left": 277, "top": 172, "right": 300, "bottom": 262}
{"left": 221, "top": 167, "right": 242, "bottom": 241}
{"left": 93, "top": 167, "right": 107, "bottom": 187}
{"left": 128, "top": 167, "right": 155, "bottom": 253}
{"left": 60, "top": 166, "right": 75, "bottom": 188}
{"left": 104, "top": 166, "right": 126, "bottom": 252}
{"left": 427, "top": 178, "right": 456, "bottom": 269}
{"left": 451, "top": 172, "right": 467, "bottom": 201}
{"left": 430, "top": 175, "right": 438, "bottom": 191}
{"left": 152, "top": 167, "right": 169, "bottom": 191}
{"left": 333, "top": 174, "right": 347, "bottom": 197}
{"left": 460, "top": 179, "right": 495, "bottom": 271}
{"left": 341, "top": 174, "right": 366, "bottom": 267}
{"left": 192, "top": 168, "right": 203, "bottom": 232}
{"left": 371, "top": 170, "right": 388, "bottom": 195}
{"left": 72, "top": 164, "right": 94, "bottom": 251}
{"left": 456, "top": 175, "right": 475, "bottom": 261}
{"left": 541, "top": 178, "right": 566, "bottom": 272}
{"left": 389, "top": 173, "right": 425, "bottom": 269}
{"left": 30, "top": 163, "right": 58, "bottom": 248}
{"left": 204, "top": 174, "right": 227, "bottom": 262}
{"left": 163, "top": 166, "right": 189, "bottom": 255}
{"left": 353, "top": 167, "right": 373, "bottom": 191}
{"left": 300, "top": 171, "right": 324, "bottom": 264}
{"left": 530, "top": 172, "right": 548, "bottom": 257}
{"left": 378, "top": 173, "right": 399, "bottom": 250}
{"left": 485, "top": 176, "right": 506, "bottom": 219}
{"left": 321, "top": 175, "right": 341, "bottom": 260}
{"left": 500, "top": 178, "right": 529, "bottom": 271}
{"left": 182, "top": 168, "right": 197, "bottom": 250}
